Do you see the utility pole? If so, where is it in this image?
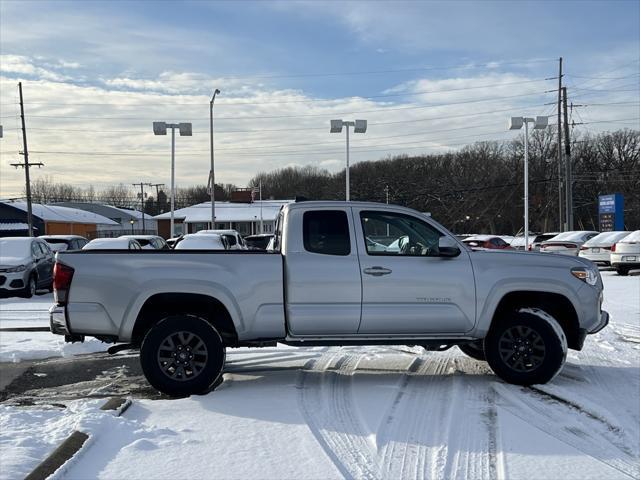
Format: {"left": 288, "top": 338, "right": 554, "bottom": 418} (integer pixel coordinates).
{"left": 150, "top": 183, "right": 165, "bottom": 215}
{"left": 557, "top": 57, "right": 564, "bottom": 232}
{"left": 209, "top": 89, "right": 220, "bottom": 229}
{"left": 10, "top": 82, "right": 43, "bottom": 237}
{"left": 132, "top": 182, "right": 153, "bottom": 232}
{"left": 562, "top": 87, "right": 573, "bottom": 231}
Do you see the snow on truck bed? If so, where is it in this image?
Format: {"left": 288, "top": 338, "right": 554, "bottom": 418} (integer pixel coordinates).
{"left": 0, "top": 272, "right": 638, "bottom": 480}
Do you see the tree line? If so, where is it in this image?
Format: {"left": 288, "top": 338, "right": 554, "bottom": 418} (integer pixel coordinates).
{"left": 248, "top": 129, "right": 639, "bottom": 234}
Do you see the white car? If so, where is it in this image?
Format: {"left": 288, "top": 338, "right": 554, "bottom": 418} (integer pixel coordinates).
{"left": 540, "top": 231, "right": 599, "bottom": 256}
{"left": 119, "top": 235, "right": 169, "bottom": 250}
{"left": 578, "top": 231, "right": 630, "bottom": 266}
{"left": 174, "top": 234, "right": 228, "bottom": 250}
{"left": 40, "top": 235, "right": 88, "bottom": 252}
{"left": 610, "top": 230, "right": 640, "bottom": 276}
{"left": 195, "top": 229, "right": 247, "bottom": 250}
{"left": 83, "top": 238, "right": 142, "bottom": 250}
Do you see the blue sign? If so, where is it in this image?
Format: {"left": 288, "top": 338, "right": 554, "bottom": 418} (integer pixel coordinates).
{"left": 598, "top": 193, "right": 624, "bottom": 231}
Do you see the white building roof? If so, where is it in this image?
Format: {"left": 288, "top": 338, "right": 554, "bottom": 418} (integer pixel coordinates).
{"left": 2, "top": 201, "right": 119, "bottom": 226}
{"left": 0, "top": 222, "right": 30, "bottom": 231}
{"left": 154, "top": 200, "right": 293, "bottom": 223}
{"left": 107, "top": 205, "right": 156, "bottom": 221}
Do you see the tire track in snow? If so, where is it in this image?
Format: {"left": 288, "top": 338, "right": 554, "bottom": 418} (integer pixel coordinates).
{"left": 494, "top": 382, "right": 639, "bottom": 478}
{"left": 297, "top": 349, "right": 381, "bottom": 480}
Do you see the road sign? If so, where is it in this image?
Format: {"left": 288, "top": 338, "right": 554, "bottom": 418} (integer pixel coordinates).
{"left": 598, "top": 193, "right": 624, "bottom": 231}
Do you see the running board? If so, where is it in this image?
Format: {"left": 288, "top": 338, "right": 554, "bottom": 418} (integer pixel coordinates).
{"left": 282, "top": 335, "right": 476, "bottom": 347}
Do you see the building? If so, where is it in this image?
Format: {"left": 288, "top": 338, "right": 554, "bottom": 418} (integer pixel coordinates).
{"left": 53, "top": 202, "right": 157, "bottom": 236}
{"left": 0, "top": 200, "right": 118, "bottom": 237}
{"left": 154, "top": 200, "right": 293, "bottom": 238}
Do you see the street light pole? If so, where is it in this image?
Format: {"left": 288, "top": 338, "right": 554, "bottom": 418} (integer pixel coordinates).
{"left": 209, "top": 89, "right": 220, "bottom": 229}
{"left": 153, "top": 121, "right": 192, "bottom": 238}
{"left": 330, "top": 119, "right": 367, "bottom": 201}
{"left": 509, "top": 116, "right": 548, "bottom": 250}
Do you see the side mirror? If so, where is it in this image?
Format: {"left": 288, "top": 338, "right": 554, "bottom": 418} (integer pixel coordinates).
{"left": 439, "top": 246, "right": 461, "bottom": 257}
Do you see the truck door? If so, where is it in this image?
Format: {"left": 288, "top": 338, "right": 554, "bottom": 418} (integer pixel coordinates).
{"left": 354, "top": 208, "right": 476, "bottom": 334}
{"left": 284, "top": 207, "right": 362, "bottom": 335}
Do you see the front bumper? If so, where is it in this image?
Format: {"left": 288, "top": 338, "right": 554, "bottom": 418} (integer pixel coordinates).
{"left": 577, "top": 310, "right": 610, "bottom": 349}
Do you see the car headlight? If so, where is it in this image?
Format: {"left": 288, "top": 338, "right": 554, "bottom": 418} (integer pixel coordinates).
{"left": 571, "top": 267, "right": 598, "bottom": 285}
{"left": 7, "top": 265, "right": 26, "bottom": 273}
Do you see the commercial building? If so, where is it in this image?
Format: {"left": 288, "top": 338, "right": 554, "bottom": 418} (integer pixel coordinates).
{"left": 53, "top": 202, "right": 157, "bottom": 236}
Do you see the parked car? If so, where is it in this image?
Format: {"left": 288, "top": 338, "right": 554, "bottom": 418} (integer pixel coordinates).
{"left": 51, "top": 201, "right": 608, "bottom": 396}
{"left": 527, "top": 232, "right": 560, "bottom": 251}
{"left": 462, "top": 235, "right": 514, "bottom": 250}
{"left": 119, "top": 235, "right": 170, "bottom": 250}
{"left": 578, "top": 231, "right": 631, "bottom": 266}
{"left": 166, "top": 236, "right": 183, "bottom": 249}
{"left": 83, "top": 238, "right": 142, "bottom": 250}
{"left": 195, "top": 229, "right": 247, "bottom": 250}
{"left": 40, "top": 235, "right": 88, "bottom": 253}
{"left": 540, "top": 231, "right": 599, "bottom": 256}
{"left": 610, "top": 230, "right": 640, "bottom": 276}
{"left": 0, "top": 237, "right": 54, "bottom": 297}
{"left": 174, "top": 234, "right": 228, "bottom": 250}
{"left": 244, "top": 234, "right": 274, "bottom": 250}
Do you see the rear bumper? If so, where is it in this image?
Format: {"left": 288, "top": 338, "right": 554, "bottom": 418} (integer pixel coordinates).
{"left": 49, "top": 305, "right": 70, "bottom": 335}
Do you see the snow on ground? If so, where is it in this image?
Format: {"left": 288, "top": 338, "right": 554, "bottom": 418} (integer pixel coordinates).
{"left": 0, "top": 272, "right": 638, "bottom": 479}
{"left": 0, "top": 293, "right": 107, "bottom": 362}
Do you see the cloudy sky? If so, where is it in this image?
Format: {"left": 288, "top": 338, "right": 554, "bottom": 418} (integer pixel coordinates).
{"left": 1, "top": 0, "right": 638, "bottom": 198}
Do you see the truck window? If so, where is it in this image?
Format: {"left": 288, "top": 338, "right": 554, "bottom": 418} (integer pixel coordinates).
{"left": 303, "top": 210, "right": 351, "bottom": 256}
{"left": 360, "top": 210, "right": 442, "bottom": 256}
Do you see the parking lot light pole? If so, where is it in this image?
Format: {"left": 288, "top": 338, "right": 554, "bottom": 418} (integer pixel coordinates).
{"left": 509, "top": 116, "right": 548, "bottom": 250}
{"left": 153, "top": 121, "right": 192, "bottom": 237}
{"left": 330, "top": 119, "right": 367, "bottom": 201}
{"left": 209, "top": 89, "right": 220, "bottom": 229}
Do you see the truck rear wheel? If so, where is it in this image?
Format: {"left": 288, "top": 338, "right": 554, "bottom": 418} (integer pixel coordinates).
{"left": 458, "top": 341, "right": 486, "bottom": 361}
{"left": 484, "top": 309, "right": 567, "bottom": 385}
{"left": 140, "top": 314, "right": 225, "bottom": 397}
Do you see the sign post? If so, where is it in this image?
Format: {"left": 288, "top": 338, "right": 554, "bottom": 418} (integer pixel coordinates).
{"left": 598, "top": 193, "right": 624, "bottom": 231}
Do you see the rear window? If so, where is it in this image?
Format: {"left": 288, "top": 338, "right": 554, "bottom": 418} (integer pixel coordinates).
{"left": 621, "top": 230, "right": 640, "bottom": 243}
{"left": 303, "top": 210, "right": 351, "bottom": 256}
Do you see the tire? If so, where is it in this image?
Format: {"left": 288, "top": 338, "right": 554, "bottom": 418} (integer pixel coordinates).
{"left": 458, "top": 341, "right": 486, "bottom": 361}
{"left": 615, "top": 267, "right": 629, "bottom": 276}
{"left": 140, "top": 314, "right": 226, "bottom": 397}
{"left": 21, "top": 275, "right": 37, "bottom": 298}
{"left": 484, "top": 309, "right": 567, "bottom": 386}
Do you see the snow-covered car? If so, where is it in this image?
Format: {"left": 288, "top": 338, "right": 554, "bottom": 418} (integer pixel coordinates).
{"left": 540, "top": 231, "right": 599, "bottom": 256}
{"left": 50, "top": 201, "right": 609, "bottom": 396}
{"left": 526, "top": 232, "right": 560, "bottom": 251}
{"left": 195, "top": 229, "right": 247, "bottom": 250}
{"left": 610, "top": 230, "right": 640, "bottom": 276}
{"left": 119, "top": 235, "right": 169, "bottom": 250}
{"left": 578, "top": 231, "right": 631, "bottom": 266}
{"left": 244, "top": 234, "right": 274, "bottom": 250}
{"left": 462, "top": 235, "right": 514, "bottom": 250}
{"left": 0, "top": 237, "right": 54, "bottom": 297}
{"left": 40, "top": 235, "right": 88, "bottom": 252}
{"left": 174, "top": 234, "right": 228, "bottom": 250}
{"left": 83, "top": 238, "right": 142, "bottom": 250}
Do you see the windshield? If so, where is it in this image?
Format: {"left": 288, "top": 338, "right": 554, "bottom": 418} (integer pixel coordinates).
{"left": 584, "top": 231, "right": 630, "bottom": 245}
{"left": 620, "top": 230, "right": 640, "bottom": 243}
{"left": 0, "top": 239, "right": 31, "bottom": 258}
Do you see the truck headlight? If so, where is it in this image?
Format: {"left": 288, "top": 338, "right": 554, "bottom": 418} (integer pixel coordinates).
{"left": 7, "top": 265, "right": 26, "bottom": 272}
{"left": 571, "top": 267, "right": 598, "bottom": 286}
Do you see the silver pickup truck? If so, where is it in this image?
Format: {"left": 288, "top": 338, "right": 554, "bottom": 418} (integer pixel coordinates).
{"left": 50, "top": 201, "right": 609, "bottom": 396}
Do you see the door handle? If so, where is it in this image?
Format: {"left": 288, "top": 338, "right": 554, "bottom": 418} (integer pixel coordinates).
{"left": 363, "top": 266, "right": 392, "bottom": 276}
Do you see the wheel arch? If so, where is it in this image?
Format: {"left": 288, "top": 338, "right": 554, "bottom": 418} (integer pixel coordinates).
{"left": 490, "top": 291, "right": 581, "bottom": 350}
{"left": 131, "top": 293, "right": 239, "bottom": 346}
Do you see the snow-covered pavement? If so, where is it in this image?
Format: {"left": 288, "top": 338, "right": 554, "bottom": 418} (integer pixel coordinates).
{"left": 0, "top": 272, "right": 638, "bottom": 479}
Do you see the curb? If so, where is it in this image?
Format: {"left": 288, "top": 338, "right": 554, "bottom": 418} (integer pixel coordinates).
{"left": 24, "top": 396, "right": 132, "bottom": 480}
{"left": 0, "top": 327, "right": 50, "bottom": 332}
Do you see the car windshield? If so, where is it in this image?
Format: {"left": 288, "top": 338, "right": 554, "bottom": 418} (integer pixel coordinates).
{"left": 548, "top": 231, "right": 592, "bottom": 242}
{"left": 620, "top": 230, "right": 640, "bottom": 243}
{"left": 43, "top": 238, "right": 70, "bottom": 244}
{"left": 0, "top": 239, "right": 31, "bottom": 258}
{"left": 584, "top": 231, "right": 630, "bottom": 245}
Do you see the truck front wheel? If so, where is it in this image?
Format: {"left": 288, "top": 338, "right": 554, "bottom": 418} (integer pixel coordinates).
{"left": 140, "top": 314, "right": 225, "bottom": 397}
{"left": 484, "top": 309, "right": 567, "bottom": 385}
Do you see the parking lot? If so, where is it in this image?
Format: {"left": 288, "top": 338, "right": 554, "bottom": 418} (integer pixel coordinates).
{"left": 0, "top": 270, "right": 638, "bottom": 480}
